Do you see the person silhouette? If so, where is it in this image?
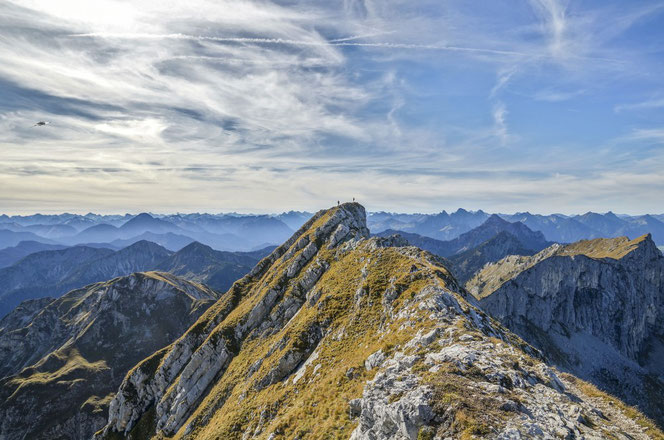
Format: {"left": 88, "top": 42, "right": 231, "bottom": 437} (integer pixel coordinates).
{"left": 337, "top": 200, "right": 340, "bottom": 206}
{"left": 353, "top": 197, "right": 355, "bottom": 202}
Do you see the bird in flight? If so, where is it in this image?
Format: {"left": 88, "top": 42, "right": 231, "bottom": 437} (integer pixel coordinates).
{"left": 33, "top": 121, "right": 50, "bottom": 127}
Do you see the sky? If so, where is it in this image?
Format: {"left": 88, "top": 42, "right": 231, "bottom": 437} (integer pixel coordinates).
{"left": 1, "top": 0, "right": 663, "bottom": 215}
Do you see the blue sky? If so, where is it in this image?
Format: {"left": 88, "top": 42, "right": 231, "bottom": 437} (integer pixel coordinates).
{"left": 0, "top": 0, "right": 663, "bottom": 214}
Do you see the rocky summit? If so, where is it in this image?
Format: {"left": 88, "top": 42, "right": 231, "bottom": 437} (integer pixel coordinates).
{"left": 0, "top": 272, "right": 220, "bottom": 440}
{"left": 471, "top": 234, "right": 664, "bottom": 429}
{"left": 90, "top": 203, "right": 661, "bottom": 440}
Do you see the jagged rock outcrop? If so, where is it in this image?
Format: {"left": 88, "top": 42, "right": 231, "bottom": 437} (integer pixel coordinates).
{"left": 473, "top": 234, "right": 664, "bottom": 427}
{"left": 96, "top": 204, "right": 661, "bottom": 440}
{"left": 0, "top": 272, "right": 220, "bottom": 440}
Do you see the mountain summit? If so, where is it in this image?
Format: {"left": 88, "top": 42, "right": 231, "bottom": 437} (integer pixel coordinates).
{"left": 93, "top": 203, "right": 659, "bottom": 440}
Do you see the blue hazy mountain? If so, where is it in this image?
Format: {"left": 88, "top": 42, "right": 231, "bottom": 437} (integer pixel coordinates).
{"left": 377, "top": 214, "right": 551, "bottom": 283}
{"left": 2, "top": 210, "right": 663, "bottom": 256}
{"left": 0, "top": 239, "right": 272, "bottom": 318}
{"left": 0, "top": 241, "right": 68, "bottom": 268}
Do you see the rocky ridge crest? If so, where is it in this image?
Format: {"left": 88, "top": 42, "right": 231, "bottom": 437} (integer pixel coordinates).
{"left": 95, "top": 205, "right": 661, "bottom": 440}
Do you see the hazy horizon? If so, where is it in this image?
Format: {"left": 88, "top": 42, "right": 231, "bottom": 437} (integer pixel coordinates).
{"left": 1, "top": 205, "right": 662, "bottom": 218}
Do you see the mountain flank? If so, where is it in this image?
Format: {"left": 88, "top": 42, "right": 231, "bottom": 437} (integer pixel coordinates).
{"left": 0, "top": 241, "right": 271, "bottom": 318}
{"left": 0, "top": 272, "right": 220, "bottom": 440}
{"left": 472, "top": 234, "right": 664, "bottom": 427}
{"left": 93, "top": 203, "right": 661, "bottom": 440}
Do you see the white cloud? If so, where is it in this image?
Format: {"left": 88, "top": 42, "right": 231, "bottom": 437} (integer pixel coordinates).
{"left": 492, "top": 102, "right": 509, "bottom": 145}
{"left": 0, "top": 0, "right": 663, "bottom": 214}
{"left": 615, "top": 97, "right": 664, "bottom": 113}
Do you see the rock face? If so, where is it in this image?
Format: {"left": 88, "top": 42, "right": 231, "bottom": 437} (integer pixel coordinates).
{"left": 474, "top": 234, "right": 664, "bottom": 426}
{"left": 96, "top": 203, "right": 661, "bottom": 440}
{"left": 0, "top": 272, "right": 219, "bottom": 440}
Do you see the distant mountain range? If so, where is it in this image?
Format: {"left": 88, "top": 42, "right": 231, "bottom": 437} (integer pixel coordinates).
{"left": 369, "top": 209, "right": 664, "bottom": 245}
{"left": 0, "top": 212, "right": 299, "bottom": 253}
{"left": 0, "top": 240, "right": 273, "bottom": 318}
{"left": 0, "top": 241, "right": 67, "bottom": 268}
{"left": 2, "top": 210, "right": 663, "bottom": 257}
{"left": 376, "top": 214, "right": 552, "bottom": 283}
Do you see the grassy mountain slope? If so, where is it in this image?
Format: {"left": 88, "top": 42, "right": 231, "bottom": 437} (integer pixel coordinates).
{"left": 97, "top": 204, "right": 661, "bottom": 440}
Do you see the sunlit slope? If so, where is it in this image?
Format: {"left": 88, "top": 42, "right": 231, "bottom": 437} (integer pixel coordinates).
{"left": 98, "top": 204, "right": 661, "bottom": 440}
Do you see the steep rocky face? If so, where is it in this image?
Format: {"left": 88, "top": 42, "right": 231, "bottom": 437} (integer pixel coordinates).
{"left": 96, "top": 204, "right": 661, "bottom": 440}
{"left": 0, "top": 296, "right": 54, "bottom": 333}
{"left": 474, "top": 234, "right": 664, "bottom": 426}
{"left": 0, "top": 272, "right": 219, "bottom": 440}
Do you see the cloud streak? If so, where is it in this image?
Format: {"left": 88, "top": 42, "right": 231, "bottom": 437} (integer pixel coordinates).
{"left": 0, "top": 0, "right": 663, "bottom": 214}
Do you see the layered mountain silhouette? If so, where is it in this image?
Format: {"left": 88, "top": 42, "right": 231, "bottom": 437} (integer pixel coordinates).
{"left": 3, "top": 209, "right": 664, "bottom": 258}
{"left": 0, "top": 241, "right": 272, "bottom": 318}
{"left": 377, "top": 214, "right": 552, "bottom": 283}
{"left": 1, "top": 212, "right": 298, "bottom": 253}
{"left": 0, "top": 241, "right": 67, "bottom": 268}
{"left": 368, "top": 210, "right": 664, "bottom": 245}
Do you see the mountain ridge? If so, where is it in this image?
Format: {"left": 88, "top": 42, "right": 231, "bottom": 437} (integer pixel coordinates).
{"left": 92, "top": 203, "right": 661, "bottom": 440}
{"left": 473, "top": 233, "right": 664, "bottom": 426}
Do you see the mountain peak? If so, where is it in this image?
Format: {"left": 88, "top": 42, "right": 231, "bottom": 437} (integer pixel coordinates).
{"left": 122, "top": 213, "right": 158, "bottom": 227}
{"left": 133, "top": 212, "right": 154, "bottom": 220}
{"left": 555, "top": 233, "right": 656, "bottom": 260}
{"left": 178, "top": 240, "right": 214, "bottom": 254}
{"left": 120, "top": 239, "right": 170, "bottom": 254}
{"left": 483, "top": 213, "right": 509, "bottom": 226}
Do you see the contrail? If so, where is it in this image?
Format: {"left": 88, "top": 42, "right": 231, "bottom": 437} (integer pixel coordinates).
{"left": 329, "top": 31, "right": 395, "bottom": 43}
{"left": 69, "top": 32, "right": 530, "bottom": 57}
{"left": 69, "top": 32, "right": 622, "bottom": 62}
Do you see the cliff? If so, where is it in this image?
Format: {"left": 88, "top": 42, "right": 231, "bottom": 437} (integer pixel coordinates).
{"left": 474, "top": 234, "right": 664, "bottom": 426}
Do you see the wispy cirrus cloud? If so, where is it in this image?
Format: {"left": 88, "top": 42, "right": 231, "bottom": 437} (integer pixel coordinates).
{"left": 0, "top": 0, "right": 663, "bottom": 215}
{"left": 615, "top": 97, "right": 664, "bottom": 113}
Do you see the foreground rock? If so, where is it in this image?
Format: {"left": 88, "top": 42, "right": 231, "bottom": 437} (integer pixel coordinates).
{"left": 96, "top": 204, "right": 661, "bottom": 440}
{"left": 473, "top": 234, "right": 664, "bottom": 427}
{"left": 0, "top": 272, "right": 219, "bottom": 440}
